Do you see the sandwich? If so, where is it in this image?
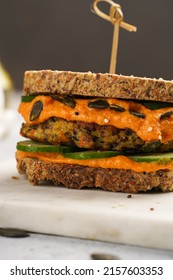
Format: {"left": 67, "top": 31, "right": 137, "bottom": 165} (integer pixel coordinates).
{"left": 16, "top": 70, "right": 173, "bottom": 193}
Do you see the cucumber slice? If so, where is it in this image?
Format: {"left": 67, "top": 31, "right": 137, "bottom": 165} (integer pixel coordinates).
{"left": 63, "top": 150, "right": 120, "bottom": 159}
{"left": 16, "top": 141, "right": 173, "bottom": 164}
{"left": 16, "top": 140, "right": 75, "bottom": 153}
{"left": 128, "top": 153, "right": 173, "bottom": 163}
{"left": 64, "top": 149, "right": 173, "bottom": 163}
{"left": 21, "top": 96, "right": 37, "bottom": 102}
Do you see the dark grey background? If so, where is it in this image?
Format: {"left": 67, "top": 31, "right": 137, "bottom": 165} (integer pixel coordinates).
{"left": 0, "top": 0, "right": 173, "bottom": 89}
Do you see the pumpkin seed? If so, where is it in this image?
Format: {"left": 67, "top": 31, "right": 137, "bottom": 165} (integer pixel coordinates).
{"left": 50, "top": 95, "right": 62, "bottom": 103}
{"left": 160, "top": 111, "right": 173, "bottom": 120}
{"left": 29, "top": 100, "right": 43, "bottom": 121}
{"left": 0, "top": 228, "right": 30, "bottom": 238}
{"left": 110, "top": 104, "right": 125, "bottom": 112}
{"left": 129, "top": 111, "right": 145, "bottom": 119}
{"left": 62, "top": 97, "right": 76, "bottom": 108}
{"left": 88, "top": 99, "right": 110, "bottom": 109}
{"left": 91, "top": 253, "right": 120, "bottom": 260}
{"left": 51, "top": 95, "right": 76, "bottom": 108}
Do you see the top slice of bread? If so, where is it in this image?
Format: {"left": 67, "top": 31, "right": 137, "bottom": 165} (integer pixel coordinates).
{"left": 23, "top": 70, "right": 173, "bottom": 103}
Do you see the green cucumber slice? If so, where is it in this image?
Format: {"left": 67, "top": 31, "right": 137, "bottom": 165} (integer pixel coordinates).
{"left": 64, "top": 150, "right": 173, "bottom": 163}
{"left": 63, "top": 150, "right": 120, "bottom": 159}
{"left": 21, "top": 96, "right": 37, "bottom": 102}
{"left": 16, "top": 140, "right": 74, "bottom": 153}
{"left": 16, "top": 141, "right": 173, "bottom": 164}
{"left": 128, "top": 153, "right": 173, "bottom": 163}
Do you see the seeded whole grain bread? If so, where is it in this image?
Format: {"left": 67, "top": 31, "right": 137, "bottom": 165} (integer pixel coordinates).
{"left": 17, "top": 157, "right": 173, "bottom": 193}
{"left": 24, "top": 70, "right": 173, "bottom": 103}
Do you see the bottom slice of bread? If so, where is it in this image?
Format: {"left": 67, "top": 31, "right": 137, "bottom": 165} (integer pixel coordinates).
{"left": 17, "top": 158, "right": 173, "bottom": 193}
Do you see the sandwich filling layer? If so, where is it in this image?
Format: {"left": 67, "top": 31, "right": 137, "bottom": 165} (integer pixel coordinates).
{"left": 16, "top": 150, "right": 173, "bottom": 173}
{"left": 19, "top": 95, "right": 173, "bottom": 144}
{"left": 18, "top": 94, "right": 173, "bottom": 173}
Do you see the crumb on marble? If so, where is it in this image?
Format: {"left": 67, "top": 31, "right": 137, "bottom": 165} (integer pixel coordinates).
{"left": 11, "top": 176, "right": 19, "bottom": 180}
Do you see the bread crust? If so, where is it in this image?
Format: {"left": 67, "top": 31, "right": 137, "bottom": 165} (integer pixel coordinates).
{"left": 17, "top": 157, "right": 173, "bottom": 193}
{"left": 23, "top": 70, "right": 173, "bottom": 103}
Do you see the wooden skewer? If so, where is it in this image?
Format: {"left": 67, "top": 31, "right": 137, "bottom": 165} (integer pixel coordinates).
{"left": 110, "top": 18, "right": 120, "bottom": 73}
{"left": 92, "top": 0, "right": 137, "bottom": 74}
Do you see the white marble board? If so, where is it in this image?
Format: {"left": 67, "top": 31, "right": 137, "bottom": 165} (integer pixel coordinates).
{"left": 0, "top": 159, "right": 173, "bottom": 251}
